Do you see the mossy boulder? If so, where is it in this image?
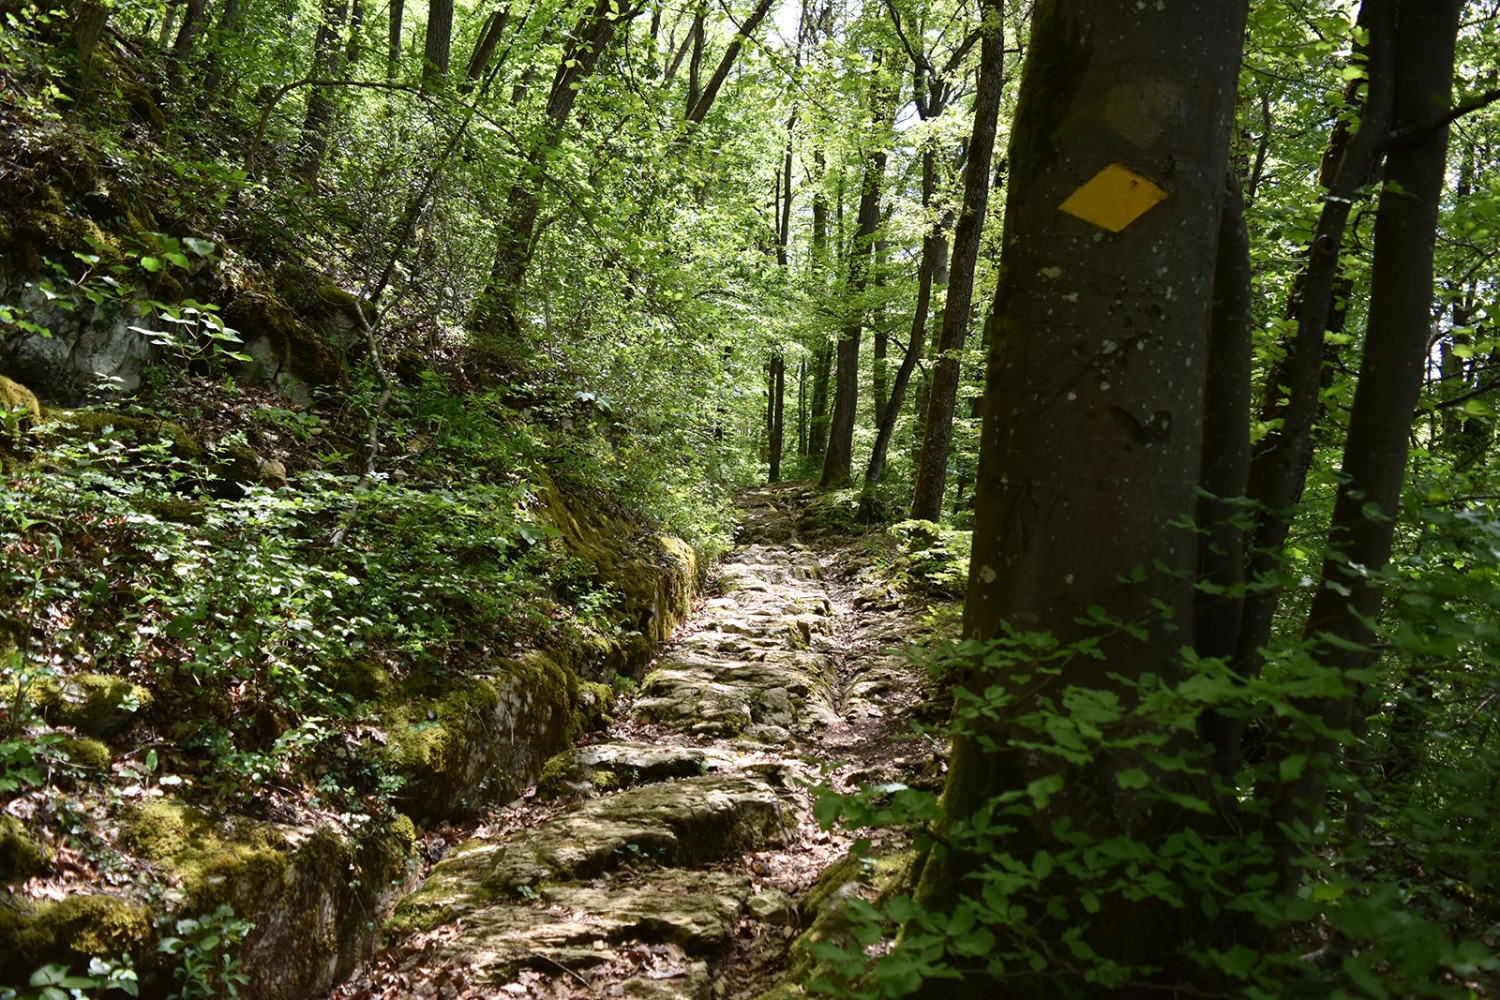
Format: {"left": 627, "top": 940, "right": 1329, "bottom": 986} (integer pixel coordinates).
{"left": 0, "top": 183, "right": 119, "bottom": 277}
{"left": 224, "top": 291, "right": 346, "bottom": 398}
{"left": 56, "top": 736, "right": 112, "bottom": 773}
{"left": 0, "top": 892, "right": 152, "bottom": 984}
{"left": 117, "top": 798, "right": 416, "bottom": 1000}
{"left": 539, "top": 474, "right": 698, "bottom": 655}
{"left": 0, "top": 815, "right": 48, "bottom": 884}
{"left": 0, "top": 375, "right": 41, "bottom": 422}
{"left": 385, "top": 652, "right": 580, "bottom": 822}
{"left": 45, "top": 409, "right": 203, "bottom": 461}
{"left": 0, "top": 374, "right": 41, "bottom": 463}
{"left": 391, "top": 770, "right": 795, "bottom": 934}
{"left": 795, "top": 490, "right": 864, "bottom": 539}
{"left": 31, "top": 672, "right": 152, "bottom": 739}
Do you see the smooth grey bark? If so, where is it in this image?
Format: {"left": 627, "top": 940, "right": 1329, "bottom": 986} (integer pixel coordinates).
{"left": 913, "top": 0, "right": 1246, "bottom": 990}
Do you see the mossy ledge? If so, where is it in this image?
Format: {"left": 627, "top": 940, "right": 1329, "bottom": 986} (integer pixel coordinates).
{"left": 0, "top": 798, "right": 418, "bottom": 1000}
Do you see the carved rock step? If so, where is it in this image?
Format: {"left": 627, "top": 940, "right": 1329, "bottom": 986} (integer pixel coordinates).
{"left": 631, "top": 650, "right": 839, "bottom": 740}
{"left": 391, "top": 771, "right": 797, "bottom": 933}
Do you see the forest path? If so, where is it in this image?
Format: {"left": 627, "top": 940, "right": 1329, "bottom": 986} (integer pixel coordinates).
{"left": 329, "top": 482, "right": 943, "bottom": 1000}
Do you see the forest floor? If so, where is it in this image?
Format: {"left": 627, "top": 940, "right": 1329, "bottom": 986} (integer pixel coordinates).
{"left": 323, "top": 481, "right": 952, "bottom": 1000}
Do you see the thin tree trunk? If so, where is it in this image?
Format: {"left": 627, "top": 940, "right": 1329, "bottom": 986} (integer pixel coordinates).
{"left": 470, "top": 0, "right": 641, "bottom": 348}
{"left": 1271, "top": 0, "right": 1460, "bottom": 892}
{"left": 463, "top": 7, "right": 510, "bottom": 92}
{"left": 1233, "top": 0, "right": 1396, "bottom": 686}
{"left": 908, "top": 0, "right": 1004, "bottom": 521}
{"left": 684, "top": 0, "right": 776, "bottom": 124}
{"left": 295, "top": 0, "right": 350, "bottom": 184}
{"left": 820, "top": 140, "right": 884, "bottom": 488}
{"left": 861, "top": 131, "right": 947, "bottom": 518}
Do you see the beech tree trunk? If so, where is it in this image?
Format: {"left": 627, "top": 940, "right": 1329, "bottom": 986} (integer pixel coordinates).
{"left": 913, "top": 0, "right": 1246, "bottom": 990}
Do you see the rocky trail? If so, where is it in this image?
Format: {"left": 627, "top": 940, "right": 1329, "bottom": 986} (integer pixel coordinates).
{"left": 328, "top": 483, "right": 947, "bottom": 1000}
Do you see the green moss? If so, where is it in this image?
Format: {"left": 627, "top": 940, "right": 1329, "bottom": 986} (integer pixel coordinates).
{"left": 222, "top": 292, "right": 346, "bottom": 390}
{"left": 0, "top": 893, "right": 152, "bottom": 982}
{"left": 118, "top": 799, "right": 293, "bottom": 913}
{"left": 572, "top": 680, "right": 614, "bottom": 736}
{"left": 49, "top": 410, "right": 203, "bottom": 461}
{"left": 3, "top": 183, "right": 120, "bottom": 275}
{"left": 0, "top": 376, "right": 41, "bottom": 422}
{"left": 57, "top": 736, "right": 111, "bottom": 773}
{"left": 31, "top": 672, "right": 151, "bottom": 739}
{"left": 0, "top": 815, "right": 48, "bottom": 884}
{"left": 329, "top": 659, "right": 393, "bottom": 703}
{"left": 119, "top": 799, "right": 217, "bottom": 862}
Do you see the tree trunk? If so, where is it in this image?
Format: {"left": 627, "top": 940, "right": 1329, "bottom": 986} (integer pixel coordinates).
{"left": 819, "top": 140, "right": 885, "bottom": 488}
{"left": 1233, "top": 0, "right": 1396, "bottom": 687}
{"left": 423, "top": 0, "right": 454, "bottom": 87}
{"left": 1270, "top": 0, "right": 1460, "bottom": 891}
{"left": 295, "top": 0, "right": 350, "bottom": 184}
{"left": 907, "top": 0, "right": 1004, "bottom": 521}
{"left": 462, "top": 7, "right": 510, "bottom": 91}
{"left": 768, "top": 354, "right": 786, "bottom": 481}
{"left": 860, "top": 120, "right": 947, "bottom": 519}
{"left": 684, "top": 0, "right": 776, "bottom": 124}
{"left": 470, "top": 0, "right": 641, "bottom": 350}
{"left": 1196, "top": 171, "right": 1255, "bottom": 782}
{"left": 387, "top": 0, "right": 403, "bottom": 79}
{"left": 913, "top": 0, "right": 1246, "bottom": 990}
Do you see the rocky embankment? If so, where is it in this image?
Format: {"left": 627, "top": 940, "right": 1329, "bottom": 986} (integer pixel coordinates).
{"left": 330, "top": 484, "right": 947, "bottom": 999}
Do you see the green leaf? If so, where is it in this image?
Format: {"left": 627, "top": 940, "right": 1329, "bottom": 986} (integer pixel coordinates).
{"left": 1278, "top": 754, "right": 1307, "bottom": 781}
{"left": 1026, "top": 773, "right": 1064, "bottom": 810}
{"left": 1115, "top": 768, "right": 1150, "bottom": 790}
{"left": 139, "top": 256, "right": 163, "bottom": 272}
{"left": 183, "top": 237, "right": 216, "bottom": 256}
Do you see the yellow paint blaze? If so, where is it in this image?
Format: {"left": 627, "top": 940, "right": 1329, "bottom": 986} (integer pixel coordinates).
{"left": 1058, "top": 164, "right": 1168, "bottom": 233}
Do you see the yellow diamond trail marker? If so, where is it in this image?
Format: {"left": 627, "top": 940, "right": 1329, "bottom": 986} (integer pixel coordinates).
{"left": 1058, "top": 164, "right": 1167, "bottom": 233}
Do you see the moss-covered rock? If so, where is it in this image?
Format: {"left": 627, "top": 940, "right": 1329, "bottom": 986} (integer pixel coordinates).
{"left": 223, "top": 291, "right": 346, "bottom": 396}
{"left": 391, "top": 770, "right": 795, "bottom": 934}
{"left": 31, "top": 672, "right": 152, "bottom": 739}
{"left": 45, "top": 409, "right": 203, "bottom": 461}
{"left": 0, "top": 375, "right": 41, "bottom": 422}
{"left": 539, "top": 474, "right": 698, "bottom": 655}
{"left": 115, "top": 798, "right": 417, "bottom": 1000}
{"left": 56, "top": 736, "right": 112, "bottom": 773}
{"left": 0, "top": 815, "right": 48, "bottom": 884}
{"left": 385, "top": 652, "right": 579, "bottom": 822}
{"left": 0, "top": 892, "right": 152, "bottom": 984}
